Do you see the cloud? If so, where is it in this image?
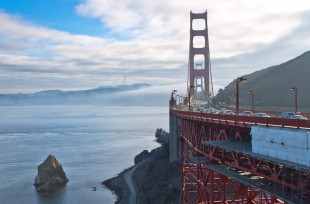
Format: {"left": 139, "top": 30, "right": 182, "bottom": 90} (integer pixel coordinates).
{"left": 0, "top": 12, "right": 106, "bottom": 46}
{"left": 1, "top": 1, "right": 310, "bottom": 93}
{"left": 212, "top": 10, "right": 310, "bottom": 85}
{"left": 76, "top": 0, "right": 143, "bottom": 32}
{"left": 0, "top": 11, "right": 187, "bottom": 91}
{"left": 74, "top": 0, "right": 310, "bottom": 72}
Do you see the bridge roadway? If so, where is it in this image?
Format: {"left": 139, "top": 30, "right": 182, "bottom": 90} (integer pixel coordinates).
{"left": 171, "top": 109, "right": 310, "bottom": 129}
{"left": 171, "top": 108, "right": 310, "bottom": 203}
{"left": 203, "top": 140, "right": 310, "bottom": 173}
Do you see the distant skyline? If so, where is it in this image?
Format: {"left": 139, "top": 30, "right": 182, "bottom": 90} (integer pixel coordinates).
{"left": 0, "top": 0, "right": 310, "bottom": 94}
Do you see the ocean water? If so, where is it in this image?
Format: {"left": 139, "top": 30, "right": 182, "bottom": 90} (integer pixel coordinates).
{"left": 0, "top": 105, "right": 168, "bottom": 204}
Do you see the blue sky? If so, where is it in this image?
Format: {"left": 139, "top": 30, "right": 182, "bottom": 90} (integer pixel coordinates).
{"left": 0, "top": 0, "right": 310, "bottom": 94}
{"left": 0, "top": 0, "right": 108, "bottom": 36}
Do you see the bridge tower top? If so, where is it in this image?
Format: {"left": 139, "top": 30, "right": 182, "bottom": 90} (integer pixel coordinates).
{"left": 188, "top": 11, "right": 212, "bottom": 104}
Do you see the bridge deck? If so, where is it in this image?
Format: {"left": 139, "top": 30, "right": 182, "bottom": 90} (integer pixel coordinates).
{"left": 172, "top": 108, "right": 310, "bottom": 202}
{"left": 171, "top": 109, "right": 310, "bottom": 129}
{"left": 208, "top": 164, "right": 308, "bottom": 204}
{"left": 203, "top": 140, "right": 310, "bottom": 173}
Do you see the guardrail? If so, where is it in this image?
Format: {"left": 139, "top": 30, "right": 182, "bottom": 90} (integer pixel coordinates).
{"left": 170, "top": 109, "right": 310, "bottom": 129}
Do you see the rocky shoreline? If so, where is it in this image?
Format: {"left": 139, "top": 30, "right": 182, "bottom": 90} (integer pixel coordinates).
{"left": 102, "top": 168, "right": 131, "bottom": 204}
{"left": 102, "top": 129, "right": 181, "bottom": 204}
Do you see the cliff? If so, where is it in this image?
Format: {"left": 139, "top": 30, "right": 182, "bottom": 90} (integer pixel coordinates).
{"left": 102, "top": 129, "right": 181, "bottom": 204}
{"left": 133, "top": 143, "right": 181, "bottom": 204}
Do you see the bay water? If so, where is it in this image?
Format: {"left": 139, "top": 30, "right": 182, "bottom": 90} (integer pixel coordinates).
{"left": 0, "top": 105, "right": 168, "bottom": 204}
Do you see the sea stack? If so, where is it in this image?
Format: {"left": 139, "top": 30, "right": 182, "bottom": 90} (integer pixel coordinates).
{"left": 34, "top": 155, "right": 69, "bottom": 193}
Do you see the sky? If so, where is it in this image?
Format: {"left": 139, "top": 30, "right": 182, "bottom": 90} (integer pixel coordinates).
{"left": 0, "top": 0, "right": 310, "bottom": 94}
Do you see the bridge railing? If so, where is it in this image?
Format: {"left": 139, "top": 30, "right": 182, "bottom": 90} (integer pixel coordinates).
{"left": 170, "top": 109, "right": 310, "bottom": 129}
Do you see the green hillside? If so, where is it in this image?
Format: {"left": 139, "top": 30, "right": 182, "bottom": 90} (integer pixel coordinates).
{"left": 215, "top": 51, "right": 310, "bottom": 112}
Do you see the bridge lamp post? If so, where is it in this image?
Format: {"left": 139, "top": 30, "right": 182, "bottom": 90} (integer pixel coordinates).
{"left": 289, "top": 87, "right": 298, "bottom": 113}
{"left": 188, "top": 85, "right": 195, "bottom": 111}
{"left": 171, "top": 90, "right": 177, "bottom": 100}
{"left": 248, "top": 91, "right": 255, "bottom": 114}
{"left": 236, "top": 77, "right": 247, "bottom": 114}
{"left": 170, "top": 90, "right": 177, "bottom": 107}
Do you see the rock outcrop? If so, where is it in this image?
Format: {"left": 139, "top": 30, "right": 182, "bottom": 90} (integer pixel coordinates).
{"left": 155, "top": 128, "right": 169, "bottom": 144}
{"left": 134, "top": 150, "right": 150, "bottom": 165}
{"left": 34, "top": 155, "right": 69, "bottom": 193}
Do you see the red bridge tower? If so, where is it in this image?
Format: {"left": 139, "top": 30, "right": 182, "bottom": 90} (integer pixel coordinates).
{"left": 188, "top": 11, "right": 211, "bottom": 103}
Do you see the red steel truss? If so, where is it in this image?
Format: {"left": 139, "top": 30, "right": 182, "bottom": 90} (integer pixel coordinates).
{"left": 172, "top": 109, "right": 310, "bottom": 129}
{"left": 181, "top": 138, "right": 287, "bottom": 204}
{"left": 173, "top": 109, "right": 310, "bottom": 204}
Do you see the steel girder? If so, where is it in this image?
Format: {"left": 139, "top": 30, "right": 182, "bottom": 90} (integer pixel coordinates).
{"left": 179, "top": 118, "right": 295, "bottom": 203}
{"left": 181, "top": 136, "right": 286, "bottom": 203}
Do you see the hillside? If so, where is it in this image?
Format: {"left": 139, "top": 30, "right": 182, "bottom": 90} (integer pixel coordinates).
{"left": 0, "top": 83, "right": 169, "bottom": 106}
{"left": 215, "top": 51, "right": 310, "bottom": 111}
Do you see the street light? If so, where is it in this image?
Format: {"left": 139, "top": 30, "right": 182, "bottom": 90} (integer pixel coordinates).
{"left": 171, "top": 90, "right": 177, "bottom": 100}
{"left": 248, "top": 91, "right": 255, "bottom": 114}
{"left": 236, "top": 77, "right": 247, "bottom": 114}
{"left": 289, "top": 87, "right": 297, "bottom": 113}
{"left": 188, "top": 85, "right": 195, "bottom": 111}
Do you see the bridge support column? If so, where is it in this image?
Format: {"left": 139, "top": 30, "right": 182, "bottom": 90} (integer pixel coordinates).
{"left": 169, "top": 100, "right": 180, "bottom": 162}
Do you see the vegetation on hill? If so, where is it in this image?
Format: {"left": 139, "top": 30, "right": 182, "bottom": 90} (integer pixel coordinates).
{"left": 214, "top": 51, "right": 310, "bottom": 111}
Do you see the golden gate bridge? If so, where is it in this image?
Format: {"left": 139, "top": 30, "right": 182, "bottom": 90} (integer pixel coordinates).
{"left": 169, "top": 11, "right": 310, "bottom": 204}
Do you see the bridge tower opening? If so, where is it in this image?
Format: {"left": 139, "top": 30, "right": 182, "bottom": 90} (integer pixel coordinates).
{"left": 188, "top": 11, "right": 212, "bottom": 105}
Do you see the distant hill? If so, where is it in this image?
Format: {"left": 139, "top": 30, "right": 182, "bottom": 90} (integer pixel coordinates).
{"left": 214, "top": 51, "right": 310, "bottom": 111}
{"left": 0, "top": 83, "right": 169, "bottom": 106}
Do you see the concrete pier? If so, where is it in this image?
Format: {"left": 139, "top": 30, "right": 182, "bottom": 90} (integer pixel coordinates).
{"left": 169, "top": 98, "right": 180, "bottom": 162}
